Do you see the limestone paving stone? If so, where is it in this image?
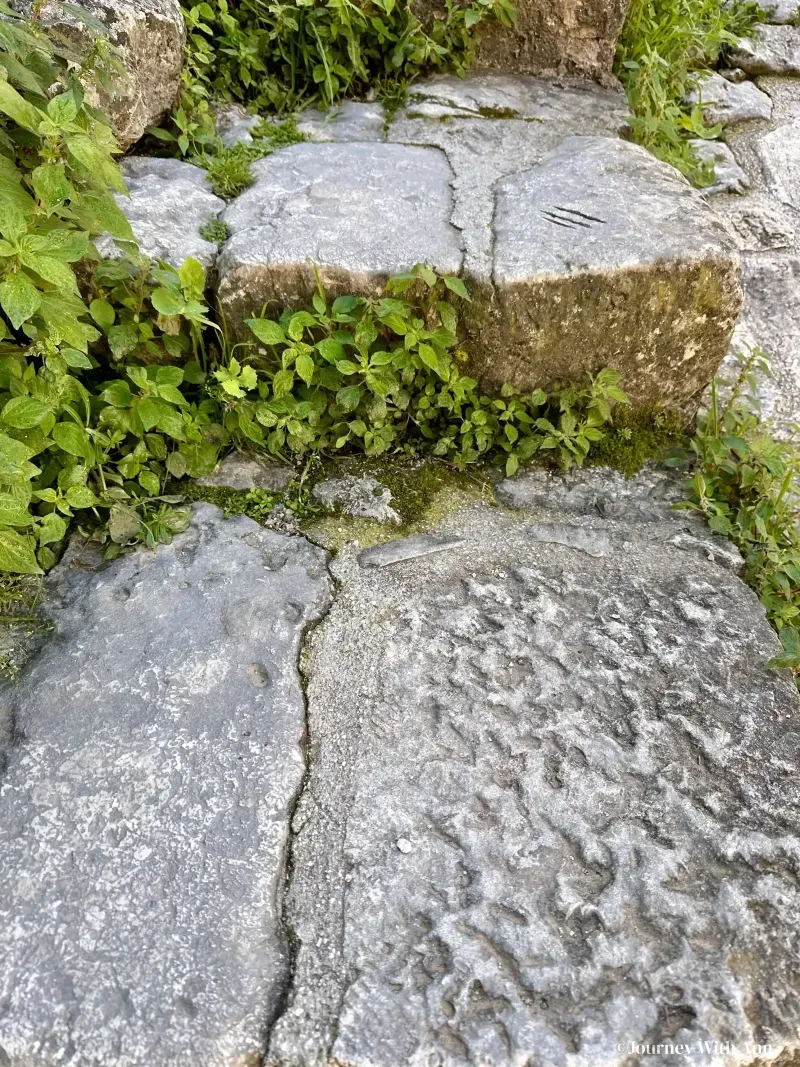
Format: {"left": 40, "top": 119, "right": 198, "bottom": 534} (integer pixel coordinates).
{"left": 477, "top": 136, "right": 742, "bottom": 415}
{"left": 217, "top": 142, "right": 462, "bottom": 323}
{"left": 730, "top": 25, "right": 800, "bottom": 76}
{"left": 267, "top": 472, "right": 800, "bottom": 1067}
{"left": 96, "top": 157, "right": 226, "bottom": 269}
{"left": 11, "top": 0, "right": 185, "bottom": 149}
{"left": 686, "top": 71, "right": 774, "bottom": 126}
{"left": 0, "top": 505, "right": 331, "bottom": 1067}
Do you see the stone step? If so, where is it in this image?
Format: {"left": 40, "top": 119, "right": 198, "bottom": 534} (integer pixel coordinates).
{"left": 2, "top": 474, "right": 799, "bottom": 1066}
{"left": 211, "top": 76, "right": 743, "bottom": 419}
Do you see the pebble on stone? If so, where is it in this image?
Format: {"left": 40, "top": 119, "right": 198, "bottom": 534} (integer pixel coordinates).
{"left": 217, "top": 142, "right": 462, "bottom": 324}
{"left": 0, "top": 505, "right": 331, "bottom": 1067}
{"left": 730, "top": 25, "right": 800, "bottom": 76}
{"left": 196, "top": 451, "right": 295, "bottom": 491}
{"left": 690, "top": 138, "right": 751, "bottom": 196}
{"left": 754, "top": 122, "right": 800, "bottom": 209}
{"left": 312, "top": 476, "right": 401, "bottom": 523}
{"left": 96, "top": 157, "right": 226, "bottom": 269}
{"left": 686, "top": 71, "right": 773, "bottom": 126}
{"left": 475, "top": 136, "right": 743, "bottom": 417}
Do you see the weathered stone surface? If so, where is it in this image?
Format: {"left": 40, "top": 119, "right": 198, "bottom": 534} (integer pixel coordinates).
{"left": 749, "top": 0, "right": 800, "bottom": 23}
{"left": 475, "top": 136, "right": 742, "bottom": 415}
{"left": 267, "top": 474, "right": 800, "bottom": 1067}
{"left": 690, "top": 139, "right": 750, "bottom": 196}
{"left": 296, "top": 101, "right": 385, "bottom": 142}
{"left": 717, "top": 195, "right": 797, "bottom": 251}
{"left": 312, "top": 476, "right": 400, "bottom": 523}
{"left": 214, "top": 104, "right": 262, "bottom": 147}
{"left": 469, "top": 0, "right": 630, "bottom": 80}
{"left": 754, "top": 123, "right": 800, "bottom": 208}
{"left": 730, "top": 25, "right": 800, "bottom": 76}
{"left": 390, "top": 75, "right": 629, "bottom": 280}
{"left": 217, "top": 142, "right": 462, "bottom": 323}
{"left": 0, "top": 505, "right": 331, "bottom": 1067}
{"left": 12, "top": 0, "right": 185, "bottom": 149}
{"left": 730, "top": 254, "right": 800, "bottom": 429}
{"left": 97, "top": 157, "right": 225, "bottom": 269}
{"left": 197, "top": 451, "right": 295, "bottom": 491}
{"left": 686, "top": 71, "right": 773, "bottom": 126}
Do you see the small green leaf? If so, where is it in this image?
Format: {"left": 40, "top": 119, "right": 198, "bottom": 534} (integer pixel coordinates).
{"left": 52, "top": 422, "right": 92, "bottom": 461}
{"left": 443, "top": 276, "right": 471, "bottom": 301}
{"left": 38, "top": 511, "right": 67, "bottom": 546}
{"left": 0, "top": 529, "right": 42, "bottom": 574}
{"left": 90, "top": 298, "right": 115, "bottom": 332}
{"left": 0, "top": 272, "right": 41, "bottom": 329}
{"left": 247, "top": 318, "right": 287, "bottom": 346}
{"left": 151, "top": 288, "right": 186, "bottom": 317}
{"left": 296, "top": 353, "right": 315, "bottom": 386}
{"left": 1, "top": 396, "right": 51, "bottom": 429}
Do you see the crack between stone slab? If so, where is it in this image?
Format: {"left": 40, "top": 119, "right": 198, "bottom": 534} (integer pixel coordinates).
{"left": 257, "top": 547, "right": 341, "bottom": 1066}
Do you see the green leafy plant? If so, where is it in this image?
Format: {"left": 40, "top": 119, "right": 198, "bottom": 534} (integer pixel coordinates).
{"left": 199, "top": 218, "right": 230, "bottom": 246}
{"left": 170, "top": 0, "right": 515, "bottom": 136}
{"left": 675, "top": 349, "right": 800, "bottom": 677}
{"left": 200, "top": 117, "right": 306, "bottom": 197}
{"left": 208, "top": 264, "right": 629, "bottom": 477}
{"left": 615, "top": 0, "right": 762, "bottom": 183}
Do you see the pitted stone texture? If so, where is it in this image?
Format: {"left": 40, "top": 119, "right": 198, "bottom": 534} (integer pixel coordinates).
{"left": 96, "top": 157, "right": 225, "bottom": 269}
{"left": 11, "top": 0, "right": 184, "bottom": 149}
{"left": 389, "top": 75, "right": 628, "bottom": 280}
{"left": 0, "top": 505, "right": 331, "bottom": 1067}
{"left": 196, "top": 451, "right": 295, "bottom": 491}
{"left": 214, "top": 104, "right": 262, "bottom": 147}
{"left": 749, "top": 0, "right": 800, "bottom": 23}
{"left": 296, "top": 101, "right": 386, "bottom": 142}
{"left": 478, "top": 136, "right": 742, "bottom": 416}
{"left": 716, "top": 194, "right": 797, "bottom": 252}
{"left": 754, "top": 124, "right": 800, "bottom": 209}
{"left": 217, "top": 142, "right": 462, "bottom": 325}
{"left": 267, "top": 483, "right": 800, "bottom": 1067}
{"left": 730, "top": 25, "right": 800, "bottom": 75}
{"left": 690, "top": 139, "right": 750, "bottom": 196}
{"left": 686, "top": 71, "right": 773, "bottom": 126}
{"left": 469, "top": 0, "right": 629, "bottom": 80}
{"left": 312, "top": 476, "right": 400, "bottom": 523}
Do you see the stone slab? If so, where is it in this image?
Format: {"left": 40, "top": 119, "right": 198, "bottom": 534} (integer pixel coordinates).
{"left": 754, "top": 123, "right": 800, "bottom": 209}
{"left": 0, "top": 505, "right": 331, "bottom": 1067}
{"left": 217, "top": 142, "right": 462, "bottom": 323}
{"left": 196, "top": 452, "right": 295, "bottom": 491}
{"left": 477, "top": 136, "right": 742, "bottom": 415}
{"left": 686, "top": 71, "right": 773, "bottom": 126}
{"left": 730, "top": 25, "right": 800, "bottom": 76}
{"left": 389, "top": 75, "right": 629, "bottom": 280}
{"left": 266, "top": 472, "right": 800, "bottom": 1067}
{"left": 97, "top": 157, "right": 225, "bottom": 269}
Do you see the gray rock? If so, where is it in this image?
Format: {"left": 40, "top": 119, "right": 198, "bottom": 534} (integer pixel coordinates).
{"left": 728, "top": 254, "right": 800, "bottom": 429}
{"left": 690, "top": 138, "right": 750, "bottom": 196}
{"left": 686, "top": 71, "right": 773, "bottom": 126}
{"left": 478, "top": 136, "right": 742, "bottom": 417}
{"left": 358, "top": 533, "right": 466, "bottom": 567}
{"left": 754, "top": 122, "right": 800, "bottom": 208}
{"left": 390, "top": 75, "right": 629, "bottom": 280}
{"left": 730, "top": 25, "right": 800, "bottom": 75}
{"left": 197, "top": 451, "right": 295, "bottom": 491}
{"left": 748, "top": 0, "right": 800, "bottom": 22}
{"left": 718, "top": 195, "right": 797, "bottom": 251}
{"left": 296, "top": 101, "right": 386, "bottom": 142}
{"left": 266, "top": 482, "right": 800, "bottom": 1067}
{"left": 217, "top": 142, "right": 462, "bottom": 323}
{"left": 11, "top": 0, "right": 185, "bottom": 150}
{"left": 97, "top": 157, "right": 225, "bottom": 269}
{"left": 467, "top": 0, "right": 629, "bottom": 80}
{"left": 214, "top": 104, "right": 262, "bottom": 147}
{"left": 312, "top": 476, "right": 400, "bottom": 523}
{"left": 0, "top": 505, "right": 331, "bottom": 1067}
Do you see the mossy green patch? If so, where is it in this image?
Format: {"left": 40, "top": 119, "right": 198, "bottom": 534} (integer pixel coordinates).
{"left": 587, "top": 405, "right": 686, "bottom": 477}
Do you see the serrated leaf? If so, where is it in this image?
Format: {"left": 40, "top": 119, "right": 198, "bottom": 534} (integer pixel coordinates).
{"left": 0, "top": 78, "right": 42, "bottom": 132}
{"left": 166, "top": 450, "right": 188, "bottom": 479}
{"left": 443, "top": 275, "right": 471, "bottom": 301}
{"left": 0, "top": 271, "right": 41, "bottom": 328}
{"left": 178, "top": 256, "right": 205, "bottom": 293}
{"left": 31, "top": 163, "right": 72, "bottom": 213}
{"left": 65, "top": 485, "right": 97, "bottom": 508}
{"left": 151, "top": 287, "right": 185, "bottom": 317}
{"left": 1, "top": 396, "right": 51, "bottom": 429}
{"left": 247, "top": 317, "right": 287, "bottom": 346}
{"left": 52, "top": 421, "right": 92, "bottom": 461}
{"left": 295, "top": 352, "right": 315, "bottom": 385}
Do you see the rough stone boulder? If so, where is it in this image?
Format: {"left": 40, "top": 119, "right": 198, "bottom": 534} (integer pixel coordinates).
{"left": 217, "top": 142, "right": 462, "bottom": 319}
{"left": 414, "top": 0, "right": 630, "bottom": 80}
{"left": 730, "top": 26, "right": 800, "bottom": 76}
{"left": 473, "top": 136, "right": 742, "bottom": 415}
{"left": 97, "top": 157, "right": 225, "bottom": 269}
{"left": 13, "top": 0, "right": 185, "bottom": 150}
{"left": 268, "top": 469, "right": 800, "bottom": 1067}
{"left": 0, "top": 506, "right": 331, "bottom": 1067}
